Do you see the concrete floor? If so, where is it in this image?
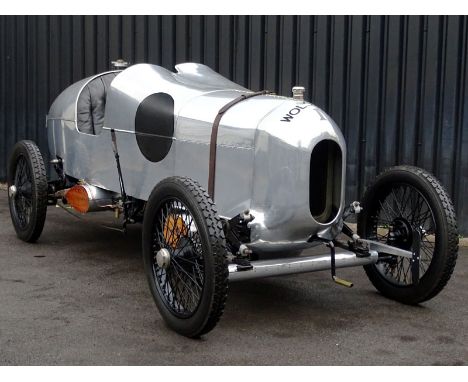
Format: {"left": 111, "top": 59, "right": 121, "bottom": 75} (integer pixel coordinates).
{"left": 0, "top": 193, "right": 467, "bottom": 365}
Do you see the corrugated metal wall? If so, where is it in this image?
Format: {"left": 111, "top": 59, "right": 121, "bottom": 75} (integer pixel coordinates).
{"left": 1, "top": 15, "right": 467, "bottom": 233}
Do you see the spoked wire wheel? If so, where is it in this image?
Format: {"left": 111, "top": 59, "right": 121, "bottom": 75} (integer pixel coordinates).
{"left": 142, "top": 177, "right": 228, "bottom": 337}
{"left": 152, "top": 198, "right": 205, "bottom": 318}
{"left": 358, "top": 166, "right": 458, "bottom": 304}
{"left": 11, "top": 155, "right": 34, "bottom": 230}
{"left": 7, "top": 140, "right": 48, "bottom": 242}
{"left": 367, "top": 183, "right": 436, "bottom": 285}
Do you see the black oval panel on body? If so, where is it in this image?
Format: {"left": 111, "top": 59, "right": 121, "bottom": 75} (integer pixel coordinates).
{"left": 135, "top": 92, "right": 175, "bottom": 162}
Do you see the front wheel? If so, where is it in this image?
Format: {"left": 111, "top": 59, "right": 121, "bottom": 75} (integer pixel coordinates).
{"left": 358, "top": 165, "right": 458, "bottom": 304}
{"left": 142, "top": 177, "right": 229, "bottom": 337}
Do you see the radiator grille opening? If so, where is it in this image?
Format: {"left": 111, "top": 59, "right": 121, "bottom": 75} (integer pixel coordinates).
{"left": 309, "top": 140, "right": 343, "bottom": 224}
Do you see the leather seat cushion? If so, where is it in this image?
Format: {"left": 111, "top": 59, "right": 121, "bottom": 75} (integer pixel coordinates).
{"left": 77, "top": 72, "right": 118, "bottom": 135}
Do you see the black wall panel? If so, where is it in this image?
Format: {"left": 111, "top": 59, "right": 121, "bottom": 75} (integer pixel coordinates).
{"left": 0, "top": 15, "right": 467, "bottom": 233}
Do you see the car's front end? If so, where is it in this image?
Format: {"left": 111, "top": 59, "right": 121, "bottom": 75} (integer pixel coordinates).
{"left": 246, "top": 98, "right": 346, "bottom": 254}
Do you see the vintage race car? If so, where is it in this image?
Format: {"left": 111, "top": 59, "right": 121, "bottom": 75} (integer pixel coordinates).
{"left": 7, "top": 62, "right": 459, "bottom": 337}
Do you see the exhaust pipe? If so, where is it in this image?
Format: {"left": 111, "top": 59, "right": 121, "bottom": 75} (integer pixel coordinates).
{"left": 62, "top": 183, "right": 118, "bottom": 213}
{"left": 228, "top": 248, "right": 378, "bottom": 282}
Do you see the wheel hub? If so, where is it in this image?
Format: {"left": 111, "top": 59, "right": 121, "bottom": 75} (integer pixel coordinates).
{"left": 8, "top": 185, "right": 17, "bottom": 198}
{"left": 156, "top": 248, "right": 171, "bottom": 269}
{"left": 388, "top": 218, "right": 413, "bottom": 249}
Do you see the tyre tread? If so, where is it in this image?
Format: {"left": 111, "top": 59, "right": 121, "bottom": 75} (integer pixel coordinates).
{"left": 172, "top": 177, "right": 229, "bottom": 336}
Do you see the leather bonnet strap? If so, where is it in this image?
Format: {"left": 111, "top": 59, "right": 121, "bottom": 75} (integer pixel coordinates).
{"left": 208, "top": 90, "right": 271, "bottom": 200}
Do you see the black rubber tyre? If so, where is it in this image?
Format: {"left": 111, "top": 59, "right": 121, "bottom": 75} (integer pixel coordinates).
{"left": 7, "top": 140, "right": 48, "bottom": 243}
{"left": 358, "top": 165, "right": 458, "bottom": 305}
{"left": 142, "top": 176, "right": 229, "bottom": 337}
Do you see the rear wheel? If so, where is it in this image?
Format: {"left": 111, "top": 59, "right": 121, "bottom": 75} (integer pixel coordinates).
{"left": 7, "top": 140, "right": 48, "bottom": 242}
{"left": 358, "top": 166, "right": 458, "bottom": 304}
{"left": 142, "top": 177, "right": 228, "bottom": 337}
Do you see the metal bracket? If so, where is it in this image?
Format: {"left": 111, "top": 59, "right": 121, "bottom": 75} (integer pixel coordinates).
{"left": 411, "top": 230, "right": 421, "bottom": 285}
{"left": 343, "top": 201, "right": 362, "bottom": 220}
{"left": 224, "top": 210, "right": 254, "bottom": 258}
{"left": 55, "top": 200, "right": 126, "bottom": 233}
{"left": 340, "top": 222, "right": 370, "bottom": 257}
{"left": 360, "top": 239, "right": 413, "bottom": 259}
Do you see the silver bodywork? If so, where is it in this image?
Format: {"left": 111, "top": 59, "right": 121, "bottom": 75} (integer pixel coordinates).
{"left": 47, "top": 63, "right": 347, "bottom": 253}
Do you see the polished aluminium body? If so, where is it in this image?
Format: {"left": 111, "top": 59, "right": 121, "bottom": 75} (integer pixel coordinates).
{"left": 47, "top": 63, "right": 346, "bottom": 254}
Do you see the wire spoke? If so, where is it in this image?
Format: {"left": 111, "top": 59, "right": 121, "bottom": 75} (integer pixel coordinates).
{"left": 171, "top": 259, "right": 203, "bottom": 291}
{"left": 151, "top": 198, "right": 205, "bottom": 318}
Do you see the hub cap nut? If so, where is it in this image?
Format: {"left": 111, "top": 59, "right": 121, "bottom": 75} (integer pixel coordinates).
{"left": 8, "top": 185, "right": 17, "bottom": 198}
{"left": 156, "top": 248, "right": 171, "bottom": 269}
